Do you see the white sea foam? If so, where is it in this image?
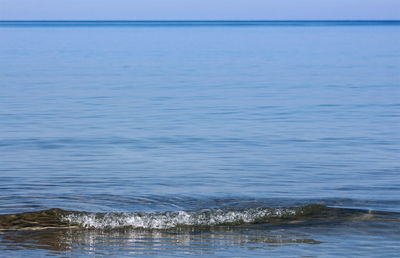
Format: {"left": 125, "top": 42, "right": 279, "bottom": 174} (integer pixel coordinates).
{"left": 62, "top": 208, "right": 299, "bottom": 229}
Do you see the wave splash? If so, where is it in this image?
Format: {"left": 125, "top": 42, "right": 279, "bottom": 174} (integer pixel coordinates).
{"left": 1, "top": 204, "right": 384, "bottom": 231}
{"left": 62, "top": 206, "right": 305, "bottom": 229}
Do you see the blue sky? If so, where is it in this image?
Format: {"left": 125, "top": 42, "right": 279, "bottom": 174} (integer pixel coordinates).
{"left": 1, "top": 0, "right": 399, "bottom": 20}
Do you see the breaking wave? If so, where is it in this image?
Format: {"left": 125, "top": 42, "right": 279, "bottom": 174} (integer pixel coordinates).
{"left": 0, "top": 204, "right": 393, "bottom": 231}
{"left": 63, "top": 206, "right": 302, "bottom": 229}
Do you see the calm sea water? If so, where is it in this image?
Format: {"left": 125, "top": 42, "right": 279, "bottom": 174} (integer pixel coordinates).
{"left": 0, "top": 21, "right": 399, "bottom": 257}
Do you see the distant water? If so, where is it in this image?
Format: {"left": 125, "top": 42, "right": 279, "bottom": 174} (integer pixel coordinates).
{"left": 0, "top": 21, "right": 399, "bottom": 257}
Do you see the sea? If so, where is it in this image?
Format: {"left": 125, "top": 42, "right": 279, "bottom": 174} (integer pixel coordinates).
{"left": 0, "top": 21, "right": 399, "bottom": 257}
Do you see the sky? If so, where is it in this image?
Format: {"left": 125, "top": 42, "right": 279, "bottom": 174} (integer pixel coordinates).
{"left": 0, "top": 0, "right": 399, "bottom": 21}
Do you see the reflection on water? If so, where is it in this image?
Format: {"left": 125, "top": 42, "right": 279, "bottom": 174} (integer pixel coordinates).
{"left": 1, "top": 212, "right": 400, "bottom": 257}
{"left": 1, "top": 227, "right": 321, "bottom": 255}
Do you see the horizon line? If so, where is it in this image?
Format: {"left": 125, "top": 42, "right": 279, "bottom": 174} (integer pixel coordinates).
{"left": 1, "top": 19, "right": 400, "bottom": 22}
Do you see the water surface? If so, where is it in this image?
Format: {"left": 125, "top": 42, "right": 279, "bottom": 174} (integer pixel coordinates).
{"left": 0, "top": 21, "right": 399, "bottom": 256}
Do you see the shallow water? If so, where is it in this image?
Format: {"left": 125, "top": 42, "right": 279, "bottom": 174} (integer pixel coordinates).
{"left": 0, "top": 21, "right": 399, "bottom": 256}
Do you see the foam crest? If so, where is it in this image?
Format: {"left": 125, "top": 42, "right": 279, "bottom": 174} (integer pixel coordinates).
{"left": 62, "top": 207, "right": 301, "bottom": 229}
